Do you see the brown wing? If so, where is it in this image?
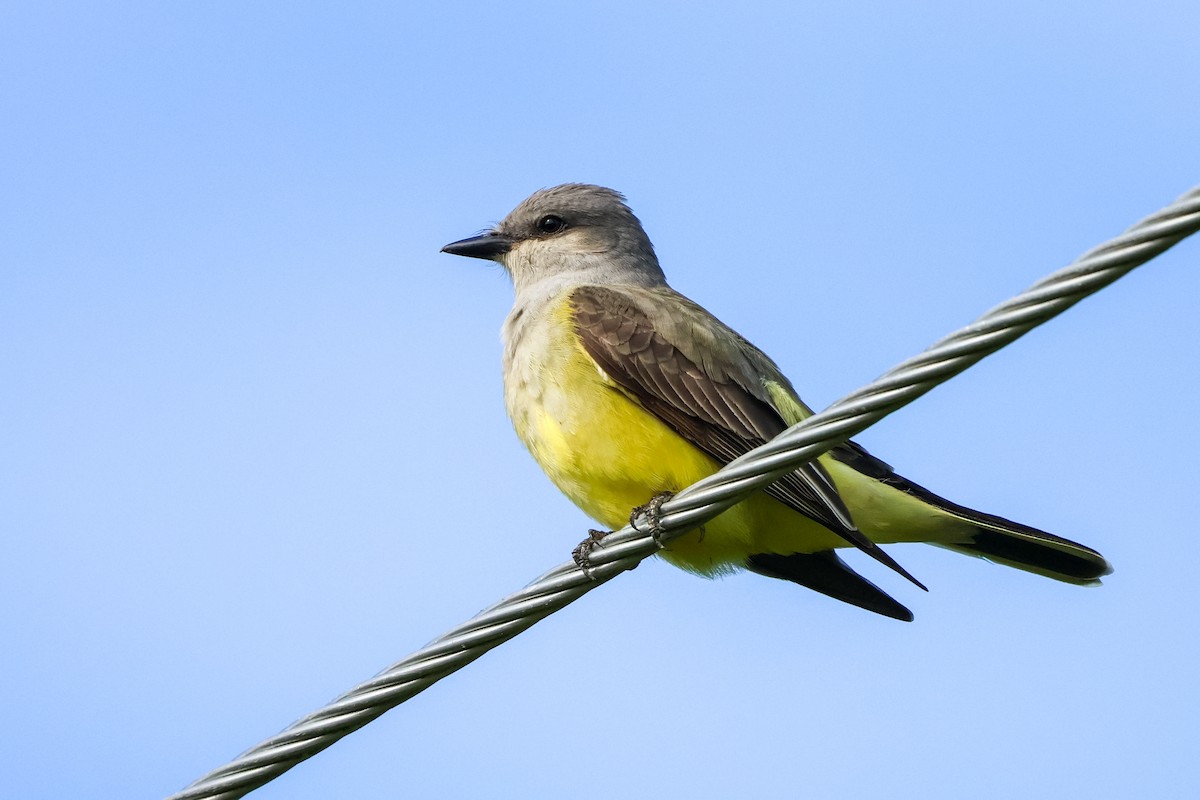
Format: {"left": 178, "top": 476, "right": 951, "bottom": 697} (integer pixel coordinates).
{"left": 571, "top": 285, "right": 925, "bottom": 590}
{"left": 572, "top": 286, "right": 849, "bottom": 529}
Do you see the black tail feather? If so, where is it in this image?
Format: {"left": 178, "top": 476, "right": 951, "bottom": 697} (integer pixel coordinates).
{"left": 937, "top": 524, "right": 1112, "bottom": 584}
{"left": 831, "top": 440, "right": 1112, "bottom": 584}
{"left": 897, "top": 477, "right": 1113, "bottom": 583}
{"left": 746, "top": 551, "right": 914, "bottom": 622}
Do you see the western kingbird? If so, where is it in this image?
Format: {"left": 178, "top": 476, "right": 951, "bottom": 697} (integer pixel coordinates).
{"left": 442, "top": 183, "right": 1111, "bottom": 621}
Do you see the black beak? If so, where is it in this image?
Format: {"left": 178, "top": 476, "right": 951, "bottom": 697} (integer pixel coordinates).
{"left": 441, "top": 231, "right": 513, "bottom": 261}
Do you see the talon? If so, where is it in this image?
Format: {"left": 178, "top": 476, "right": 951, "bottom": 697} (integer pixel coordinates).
{"left": 572, "top": 529, "right": 610, "bottom": 580}
{"left": 630, "top": 491, "right": 676, "bottom": 547}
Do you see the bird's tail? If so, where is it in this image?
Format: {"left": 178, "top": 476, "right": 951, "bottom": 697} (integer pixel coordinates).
{"left": 824, "top": 444, "right": 1112, "bottom": 584}
{"left": 929, "top": 497, "right": 1112, "bottom": 584}
{"left": 744, "top": 460, "right": 1112, "bottom": 621}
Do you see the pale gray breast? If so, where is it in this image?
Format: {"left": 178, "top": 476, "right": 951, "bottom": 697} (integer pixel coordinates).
{"left": 500, "top": 290, "right": 563, "bottom": 429}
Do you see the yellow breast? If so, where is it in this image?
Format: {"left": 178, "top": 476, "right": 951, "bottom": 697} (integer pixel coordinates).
{"left": 505, "top": 296, "right": 709, "bottom": 522}
{"left": 501, "top": 293, "right": 837, "bottom": 575}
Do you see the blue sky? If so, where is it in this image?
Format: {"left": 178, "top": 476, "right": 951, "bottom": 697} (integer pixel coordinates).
{"left": 3, "top": 3, "right": 1199, "bottom": 798}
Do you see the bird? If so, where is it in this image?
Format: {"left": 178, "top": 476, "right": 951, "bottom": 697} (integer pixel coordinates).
{"left": 441, "top": 183, "right": 1111, "bottom": 621}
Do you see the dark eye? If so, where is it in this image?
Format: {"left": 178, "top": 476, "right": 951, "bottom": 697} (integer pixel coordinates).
{"left": 536, "top": 215, "right": 567, "bottom": 235}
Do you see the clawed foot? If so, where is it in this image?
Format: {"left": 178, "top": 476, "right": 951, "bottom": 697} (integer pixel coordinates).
{"left": 572, "top": 529, "right": 610, "bottom": 580}
{"left": 630, "top": 491, "right": 676, "bottom": 547}
{"left": 572, "top": 491, "right": 676, "bottom": 578}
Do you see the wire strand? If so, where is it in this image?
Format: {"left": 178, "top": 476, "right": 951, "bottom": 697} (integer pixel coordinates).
{"left": 169, "top": 185, "right": 1200, "bottom": 800}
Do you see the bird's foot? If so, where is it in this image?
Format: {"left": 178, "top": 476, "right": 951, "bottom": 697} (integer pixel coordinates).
{"left": 572, "top": 529, "right": 611, "bottom": 580}
{"left": 630, "top": 491, "right": 676, "bottom": 548}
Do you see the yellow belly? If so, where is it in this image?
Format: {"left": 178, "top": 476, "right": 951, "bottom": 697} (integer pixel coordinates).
{"left": 505, "top": 299, "right": 843, "bottom": 576}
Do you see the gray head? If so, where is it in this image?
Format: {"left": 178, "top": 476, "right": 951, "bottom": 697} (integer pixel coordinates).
{"left": 441, "top": 184, "right": 666, "bottom": 292}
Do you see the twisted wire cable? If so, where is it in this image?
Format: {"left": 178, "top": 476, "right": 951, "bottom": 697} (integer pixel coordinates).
{"left": 170, "top": 185, "right": 1200, "bottom": 800}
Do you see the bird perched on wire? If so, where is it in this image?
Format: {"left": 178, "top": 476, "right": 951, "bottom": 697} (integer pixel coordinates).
{"left": 442, "top": 183, "right": 1111, "bottom": 621}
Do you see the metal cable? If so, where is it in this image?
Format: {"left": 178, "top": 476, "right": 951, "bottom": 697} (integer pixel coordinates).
{"left": 170, "top": 185, "right": 1200, "bottom": 800}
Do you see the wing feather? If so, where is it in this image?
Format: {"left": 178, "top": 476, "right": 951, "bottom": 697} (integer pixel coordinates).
{"left": 571, "top": 285, "right": 924, "bottom": 590}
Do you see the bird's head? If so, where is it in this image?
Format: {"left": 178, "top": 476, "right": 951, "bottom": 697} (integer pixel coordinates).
{"left": 442, "top": 183, "right": 665, "bottom": 291}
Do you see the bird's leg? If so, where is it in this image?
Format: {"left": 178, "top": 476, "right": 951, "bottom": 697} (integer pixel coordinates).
{"left": 572, "top": 529, "right": 611, "bottom": 580}
{"left": 573, "top": 491, "right": 676, "bottom": 578}
{"left": 630, "top": 490, "right": 676, "bottom": 547}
